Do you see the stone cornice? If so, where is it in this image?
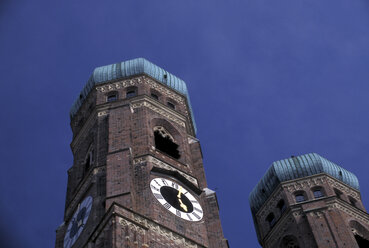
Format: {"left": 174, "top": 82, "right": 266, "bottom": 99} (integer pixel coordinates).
{"left": 133, "top": 155, "right": 198, "bottom": 187}
{"left": 95, "top": 75, "right": 196, "bottom": 135}
{"left": 130, "top": 96, "right": 187, "bottom": 128}
{"left": 89, "top": 203, "right": 206, "bottom": 248}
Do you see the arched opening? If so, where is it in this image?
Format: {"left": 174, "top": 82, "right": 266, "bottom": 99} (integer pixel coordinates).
{"left": 126, "top": 86, "right": 137, "bottom": 98}
{"left": 350, "top": 220, "right": 369, "bottom": 248}
{"left": 154, "top": 126, "right": 180, "bottom": 159}
{"left": 277, "top": 199, "right": 286, "bottom": 214}
{"left": 266, "top": 212, "right": 276, "bottom": 228}
{"left": 150, "top": 89, "right": 160, "bottom": 101}
{"left": 294, "top": 191, "right": 307, "bottom": 203}
{"left": 311, "top": 186, "right": 325, "bottom": 199}
{"left": 106, "top": 91, "right": 118, "bottom": 102}
{"left": 280, "top": 235, "right": 300, "bottom": 248}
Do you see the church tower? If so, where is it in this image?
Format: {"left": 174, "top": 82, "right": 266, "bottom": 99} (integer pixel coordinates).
{"left": 249, "top": 153, "right": 369, "bottom": 248}
{"left": 55, "top": 58, "right": 228, "bottom": 248}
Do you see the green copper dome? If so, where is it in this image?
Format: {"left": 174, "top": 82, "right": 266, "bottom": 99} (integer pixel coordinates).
{"left": 249, "top": 153, "right": 359, "bottom": 215}
{"left": 70, "top": 58, "right": 197, "bottom": 133}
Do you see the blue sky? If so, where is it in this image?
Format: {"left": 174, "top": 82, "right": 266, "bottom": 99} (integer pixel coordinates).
{"left": 1, "top": 0, "right": 369, "bottom": 247}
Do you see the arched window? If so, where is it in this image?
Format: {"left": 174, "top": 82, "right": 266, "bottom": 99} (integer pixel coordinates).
{"left": 266, "top": 213, "right": 276, "bottom": 228}
{"left": 294, "top": 191, "right": 306, "bottom": 203}
{"left": 280, "top": 235, "right": 300, "bottom": 248}
{"left": 107, "top": 92, "right": 118, "bottom": 102}
{"left": 150, "top": 90, "right": 160, "bottom": 100}
{"left": 153, "top": 126, "right": 180, "bottom": 159}
{"left": 126, "top": 86, "right": 137, "bottom": 98}
{"left": 151, "top": 93, "right": 159, "bottom": 100}
{"left": 312, "top": 186, "right": 325, "bottom": 199}
{"left": 167, "top": 101, "right": 175, "bottom": 109}
{"left": 277, "top": 199, "right": 286, "bottom": 214}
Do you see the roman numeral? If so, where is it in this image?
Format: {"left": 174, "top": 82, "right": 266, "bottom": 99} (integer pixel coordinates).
{"left": 192, "top": 212, "right": 201, "bottom": 220}
{"left": 191, "top": 200, "right": 198, "bottom": 203}
{"left": 193, "top": 207, "right": 203, "bottom": 214}
{"left": 154, "top": 180, "right": 161, "bottom": 187}
{"left": 154, "top": 193, "right": 163, "bottom": 199}
{"left": 162, "top": 179, "right": 168, "bottom": 186}
{"left": 151, "top": 185, "right": 159, "bottom": 191}
{"left": 187, "top": 214, "right": 193, "bottom": 221}
{"left": 176, "top": 210, "right": 181, "bottom": 217}
{"left": 171, "top": 182, "right": 178, "bottom": 189}
{"left": 163, "top": 202, "right": 171, "bottom": 209}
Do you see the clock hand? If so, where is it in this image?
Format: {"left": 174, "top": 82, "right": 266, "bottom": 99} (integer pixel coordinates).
{"left": 177, "top": 186, "right": 183, "bottom": 198}
{"left": 178, "top": 199, "right": 188, "bottom": 212}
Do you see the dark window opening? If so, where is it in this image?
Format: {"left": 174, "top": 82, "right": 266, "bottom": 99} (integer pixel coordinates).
{"left": 355, "top": 235, "right": 369, "bottom": 247}
{"left": 266, "top": 213, "right": 276, "bottom": 228}
{"left": 280, "top": 235, "right": 300, "bottom": 248}
{"left": 334, "top": 188, "right": 343, "bottom": 199}
{"left": 277, "top": 200, "right": 286, "bottom": 214}
{"left": 313, "top": 189, "right": 324, "bottom": 198}
{"left": 85, "top": 155, "right": 91, "bottom": 173}
{"left": 154, "top": 130, "right": 180, "bottom": 159}
{"left": 295, "top": 193, "right": 306, "bottom": 203}
{"left": 84, "top": 149, "right": 94, "bottom": 174}
{"left": 126, "top": 90, "right": 137, "bottom": 98}
{"left": 151, "top": 93, "right": 159, "bottom": 100}
{"left": 107, "top": 94, "right": 117, "bottom": 102}
{"left": 167, "top": 102, "right": 175, "bottom": 109}
{"left": 349, "top": 196, "right": 357, "bottom": 207}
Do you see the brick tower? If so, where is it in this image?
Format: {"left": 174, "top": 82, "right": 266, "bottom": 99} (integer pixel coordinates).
{"left": 55, "top": 58, "right": 228, "bottom": 248}
{"left": 249, "top": 153, "right": 369, "bottom": 248}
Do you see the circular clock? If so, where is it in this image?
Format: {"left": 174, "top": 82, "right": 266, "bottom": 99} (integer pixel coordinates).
{"left": 150, "top": 178, "right": 203, "bottom": 221}
{"left": 64, "top": 196, "right": 93, "bottom": 248}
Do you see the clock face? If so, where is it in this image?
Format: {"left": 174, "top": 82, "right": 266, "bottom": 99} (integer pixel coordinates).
{"left": 64, "top": 196, "right": 93, "bottom": 248}
{"left": 150, "top": 178, "right": 203, "bottom": 221}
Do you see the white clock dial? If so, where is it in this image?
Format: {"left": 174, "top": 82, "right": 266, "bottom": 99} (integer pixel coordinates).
{"left": 150, "top": 178, "right": 203, "bottom": 221}
{"left": 64, "top": 196, "right": 93, "bottom": 248}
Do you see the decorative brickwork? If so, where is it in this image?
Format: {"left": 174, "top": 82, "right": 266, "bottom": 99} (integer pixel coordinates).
{"left": 55, "top": 66, "right": 227, "bottom": 248}
{"left": 252, "top": 171, "right": 369, "bottom": 248}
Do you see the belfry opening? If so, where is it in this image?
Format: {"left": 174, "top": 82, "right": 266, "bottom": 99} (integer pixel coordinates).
{"left": 154, "top": 126, "right": 180, "bottom": 159}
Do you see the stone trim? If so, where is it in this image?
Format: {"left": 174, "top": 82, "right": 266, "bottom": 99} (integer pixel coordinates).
{"left": 131, "top": 97, "right": 186, "bottom": 128}
{"left": 95, "top": 76, "right": 188, "bottom": 116}
{"left": 282, "top": 174, "right": 327, "bottom": 193}
{"left": 118, "top": 214, "right": 204, "bottom": 247}
{"left": 257, "top": 187, "right": 284, "bottom": 220}
{"left": 331, "top": 201, "right": 369, "bottom": 224}
{"left": 133, "top": 155, "right": 198, "bottom": 187}
{"left": 326, "top": 177, "right": 361, "bottom": 201}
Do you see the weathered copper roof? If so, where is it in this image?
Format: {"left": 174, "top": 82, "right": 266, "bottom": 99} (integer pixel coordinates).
{"left": 249, "top": 153, "right": 359, "bottom": 215}
{"left": 70, "top": 58, "right": 196, "bottom": 133}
